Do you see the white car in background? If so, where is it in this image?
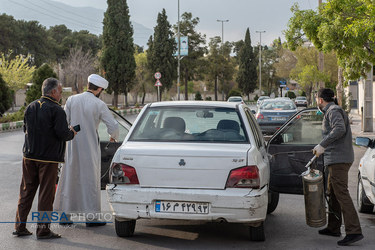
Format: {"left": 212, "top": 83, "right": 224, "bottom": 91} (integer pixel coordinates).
{"left": 355, "top": 137, "right": 375, "bottom": 213}
{"left": 227, "top": 96, "right": 244, "bottom": 104}
{"left": 105, "top": 102, "right": 325, "bottom": 241}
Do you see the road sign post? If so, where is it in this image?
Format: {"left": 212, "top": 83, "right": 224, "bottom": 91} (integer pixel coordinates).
{"left": 154, "top": 73, "right": 162, "bottom": 101}
{"left": 154, "top": 79, "right": 162, "bottom": 102}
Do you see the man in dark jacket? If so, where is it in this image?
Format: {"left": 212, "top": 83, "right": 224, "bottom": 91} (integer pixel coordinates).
{"left": 313, "top": 88, "right": 363, "bottom": 246}
{"left": 13, "top": 78, "right": 76, "bottom": 239}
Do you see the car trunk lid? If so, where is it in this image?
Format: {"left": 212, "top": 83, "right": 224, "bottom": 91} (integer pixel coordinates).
{"left": 117, "top": 142, "right": 250, "bottom": 189}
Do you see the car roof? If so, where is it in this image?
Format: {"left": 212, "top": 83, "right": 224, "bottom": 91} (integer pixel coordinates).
{"left": 148, "top": 101, "right": 240, "bottom": 108}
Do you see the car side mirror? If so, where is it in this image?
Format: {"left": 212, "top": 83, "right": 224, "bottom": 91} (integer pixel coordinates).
{"left": 355, "top": 137, "right": 371, "bottom": 147}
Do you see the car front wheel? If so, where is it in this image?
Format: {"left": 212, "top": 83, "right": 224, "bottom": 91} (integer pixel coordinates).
{"left": 115, "top": 218, "right": 136, "bottom": 237}
{"left": 357, "top": 175, "right": 374, "bottom": 213}
{"left": 249, "top": 222, "right": 265, "bottom": 241}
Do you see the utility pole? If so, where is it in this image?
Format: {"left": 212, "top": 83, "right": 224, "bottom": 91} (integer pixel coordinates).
{"left": 217, "top": 19, "right": 229, "bottom": 101}
{"left": 256, "top": 30, "right": 266, "bottom": 95}
{"left": 177, "top": 0, "right": 181, "bottom": 100}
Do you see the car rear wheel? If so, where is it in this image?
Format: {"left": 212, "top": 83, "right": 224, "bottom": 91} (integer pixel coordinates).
{"left": 267, "top": 190, "right": 279, "bottom": 214}
{"left": 249, "top": 222, "right": 265, "bottom": 241}
{"left": 357, "top": 175, "right": 374, "bottom": 213}
{"left": 115, "top": 218, "right": 136, "bottom": 237}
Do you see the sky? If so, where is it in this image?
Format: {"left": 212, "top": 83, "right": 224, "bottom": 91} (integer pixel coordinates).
{"left": 52, "top": 0, "right": 319, "bottom": 46}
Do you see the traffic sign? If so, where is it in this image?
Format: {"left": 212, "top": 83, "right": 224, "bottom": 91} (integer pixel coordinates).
{"left": 279, "top": 80, "right": 286, "bottom": 85}
{"left": 154, "top": 72, "right": 161, "bottom": 79}
{"left": 154, "top": 80, "right": 162, "bottom": 87}
{"left": 280, "top": 85, "right": 286, "bottom": 88}
{"left": 286, "top": 87, "right": 289, "bottom": 90}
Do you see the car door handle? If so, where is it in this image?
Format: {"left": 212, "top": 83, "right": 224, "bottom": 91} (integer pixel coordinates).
{"left": 287, "top": 153, "right": 295, "bottom": 157}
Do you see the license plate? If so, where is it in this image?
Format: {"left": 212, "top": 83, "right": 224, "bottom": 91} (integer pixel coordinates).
{"left": 271, "top": 117, "right": 286, "bottom": 121}
{"left": 155, "top": 200, "right": 209, "bottom": 214}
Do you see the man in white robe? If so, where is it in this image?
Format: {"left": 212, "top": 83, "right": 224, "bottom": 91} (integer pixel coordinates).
{"left": 54, "top": 74, "right": 119, "bottom": 226}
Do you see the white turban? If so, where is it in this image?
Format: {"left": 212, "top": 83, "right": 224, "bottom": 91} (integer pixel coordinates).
{"left": 88, "top": 74, "right": 108, "bottom": 89}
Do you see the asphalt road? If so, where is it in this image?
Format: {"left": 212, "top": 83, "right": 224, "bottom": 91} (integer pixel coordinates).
{"left": 0, "top": 114, "right": 374, "bottom": 249}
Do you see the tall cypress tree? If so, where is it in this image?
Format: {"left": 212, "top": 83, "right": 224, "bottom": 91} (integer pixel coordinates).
{"left": 101, "top": 0, "right": 136, "bottom": 107}
{"left": 236, "top": 28, "right": 257, "bottom": 99}
{"left": 149, "top": 9, "right": 176, "bottom": 98}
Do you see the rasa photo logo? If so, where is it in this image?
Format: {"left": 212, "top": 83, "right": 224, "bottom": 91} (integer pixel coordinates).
{"left": 31, "top": 211, "right": 113, "bottom": 224}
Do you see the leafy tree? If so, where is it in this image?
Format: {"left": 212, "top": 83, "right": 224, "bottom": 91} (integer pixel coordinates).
{"left": 227, "top": 89, "right": 242, "bottom": 98}
{"left": 148, "top": 9, "right": 176, "bottom": 100}
{"left": 134, "top": 51, "right": 152, "bottom": 105}
{"left": 206, "top": 37, "right": 236, "bottom": 100}
{"left": 0, "top": 14, "right": 21, "bottom": 53}
{"left": 173, "top": 12, "right": 207, "bottom": 100}
{"left": 236, "top": 28, "right": 257, "bottom": 99}
{"left": 0, "top": 74, "right": 12, "bottom": 116}
{"left": 285, "top": 1, "right": 375, "bottom": 80}
{"left": 26, "top": 64, "right": 57, "bottom": 104}
{"left": 101, "top": 0, "right": 136, "bottom": 107}
{"left": 0, "top": 52, "right": 36, "bottom": 108}
{"left": 285, "top": 91, "right": 296, "bottom": 99}
{"left": 194, "top": 91, "right": 203, "bottom": 100}
{"left": 17, "top": 20, "right": 51, "bottom": 66}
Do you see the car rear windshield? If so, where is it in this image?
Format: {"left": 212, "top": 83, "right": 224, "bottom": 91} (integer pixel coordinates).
{"left": 260, "top": 101, "right": 296, "bottom": 111}
{"left": 296, "top": 97, "right": 306, "bottom": 100}
{"left": 228, "top": 97, "right": 242, "bottom": 102}
{"left": 129, "top": 106, "right": 247, "bottom": 143}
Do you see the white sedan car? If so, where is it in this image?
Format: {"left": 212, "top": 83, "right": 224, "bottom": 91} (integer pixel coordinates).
{"left": 355, "top": 137, "right": 375, "bottom": 213}
{"left": 106, "top": 102, "right": 325, "bottom": 241}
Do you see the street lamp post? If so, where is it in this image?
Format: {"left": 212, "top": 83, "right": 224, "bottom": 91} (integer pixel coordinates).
{"left": 217, "top": 19, "right": 229, "bottom": 101}
{"left": 256, "top": 30, "right": 266, "bottom": 95}
{"left": 177, "top": 0, "right": 181, "bottom": 100}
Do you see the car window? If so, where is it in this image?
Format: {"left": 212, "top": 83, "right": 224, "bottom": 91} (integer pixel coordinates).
{"left": 228, "top": 97, "right": 242, "bottom": 102}
{"left": 245, "top": 109, "right": 264, "bottom": 148}
{"left": 260, "top": 101, "right": 296, "bottom": 111}
{"left": 270, "top": 110, "right": 323, "bottom": 145}
{"left": 98, "top": 111, "right": 130, "bottom": 142}
{"left": 129, "top": 106, "right": 247, "bottom": 142}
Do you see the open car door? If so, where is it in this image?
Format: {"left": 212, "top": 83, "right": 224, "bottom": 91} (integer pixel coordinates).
{"left": 266, "top": 108, "right": 325, "bottom": 213}
{"left": 99, "top": 109, "right": 132, "bottom": 189}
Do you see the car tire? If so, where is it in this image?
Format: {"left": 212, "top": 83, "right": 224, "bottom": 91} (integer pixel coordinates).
{"left": 249, "top": 222, "right": 265, "bottom": 241}
{"left": 357, "top": 175, "right": 374, "bottom": 213}
{"left": 115, "top": 218, "right": 136, "bottom": 237}
{"left": 267, "top": 190, "right": 279, "bottom": 214}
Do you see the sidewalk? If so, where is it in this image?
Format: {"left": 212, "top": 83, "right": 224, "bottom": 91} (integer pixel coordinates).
{"left": 350, "top": 108, "right": 375, "bottom": 138}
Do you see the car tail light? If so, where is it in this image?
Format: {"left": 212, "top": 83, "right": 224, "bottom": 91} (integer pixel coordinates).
{"left": 225, "top": 166, "right": 260, "bottom": 189}
{"left": 256, "top": 113, "right": 264, "bottom": 119}
{"left": 110, "top": 163, "right": 139, "bottom": 184}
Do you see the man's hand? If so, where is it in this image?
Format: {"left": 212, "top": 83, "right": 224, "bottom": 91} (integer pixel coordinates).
{"left": 110, "top": 137, "right": 117, "bottom": 142}
{"left": 312, "top": 144, "right": 325, "bottom": 157}
{"left": 69, "top": 125, "right": 77, "bottom": 136}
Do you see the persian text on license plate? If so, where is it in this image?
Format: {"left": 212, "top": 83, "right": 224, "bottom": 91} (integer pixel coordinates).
{"left": 155, "top": 200, "right": 209, "bottom": 214}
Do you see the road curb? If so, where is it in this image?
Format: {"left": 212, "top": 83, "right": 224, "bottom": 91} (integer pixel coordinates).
{"left": 0, "top": 108, "right": 142, "bottom": 133}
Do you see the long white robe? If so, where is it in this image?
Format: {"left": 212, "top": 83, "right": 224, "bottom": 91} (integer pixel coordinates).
{"left": 54, "top": 92, "right": 119, "bottom": 214}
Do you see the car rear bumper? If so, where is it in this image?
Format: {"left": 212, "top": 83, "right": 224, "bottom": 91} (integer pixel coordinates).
{"left": 295, "top": 103, "right": 307, "bottom": 107}
{"left": 106, "top": 184, "right": 268, "bottom": 224}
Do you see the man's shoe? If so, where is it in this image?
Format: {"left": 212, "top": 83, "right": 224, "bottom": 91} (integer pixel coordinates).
{"left": 37, "top": 231, "right": 61, "bottom": 240}
{"left": 12, "top": 229, "right": 32, "bottom": 237}
{"left": 318, "top": 228, "right": 341, "bottom": 237}
{"left": 337, "top": 234, "right": 364, "bottom": 246}
{"left": 86, "top": 222, "right": 106, "bottom": 227}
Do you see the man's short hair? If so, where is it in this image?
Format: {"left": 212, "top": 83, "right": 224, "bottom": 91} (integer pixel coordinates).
{"left": 88, "top": 82, "right": 100, "bottom": 91}
{"left": 318, "top": 88, "right": 335, "bottom": 102}
{"left": 42, "top": 78, "right": 60, "bottom": 96}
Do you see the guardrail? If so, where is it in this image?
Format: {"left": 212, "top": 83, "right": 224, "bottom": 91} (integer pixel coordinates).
{"left": 0, "top": 108, "right": 142, "bottom": 133}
